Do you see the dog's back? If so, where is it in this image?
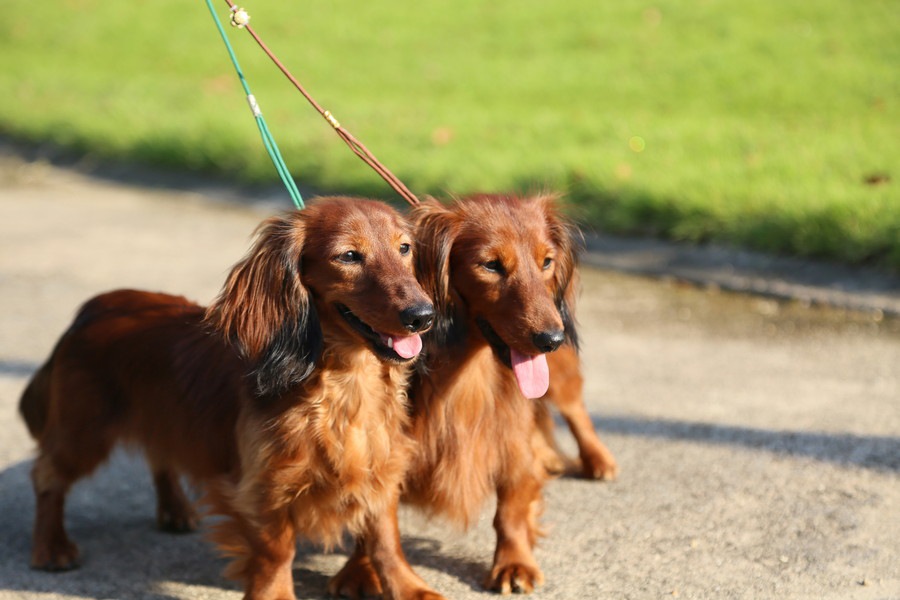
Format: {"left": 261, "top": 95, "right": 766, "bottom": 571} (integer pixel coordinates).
{"left": 21, "top": 289, "right": 244, "bottom": 485}
{"left": 18, "top": 294, "right": 123, "bottom": 441}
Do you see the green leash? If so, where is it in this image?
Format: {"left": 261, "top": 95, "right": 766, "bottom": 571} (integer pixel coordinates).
{"left": 204, "top": 0, "right": 304, "bottom": 209}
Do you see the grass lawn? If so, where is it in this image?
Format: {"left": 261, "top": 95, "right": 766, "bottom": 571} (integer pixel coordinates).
{"left": 2, "top": 0, "right": 898, "bottom": 268}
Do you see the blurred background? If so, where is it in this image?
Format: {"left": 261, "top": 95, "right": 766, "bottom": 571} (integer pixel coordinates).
{"left": 1, "top": 0, "right": 897, "bottom": 269}
{"left": 2, "top": 4, "right": 899, "bottom": 599}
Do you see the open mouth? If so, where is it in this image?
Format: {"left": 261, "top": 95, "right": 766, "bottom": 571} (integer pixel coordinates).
{"left": 336, "top": 304, "right": 423, "bottom": 362}
{"left": 476, "top": 317, "right": 550, "bottom": 399}
{"left": 477, "top": 317, "right": 512, "bottom": 367}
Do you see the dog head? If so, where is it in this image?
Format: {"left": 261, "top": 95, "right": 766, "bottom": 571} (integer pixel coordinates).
{"left": 206, "top": 197, "right": 434, "bottom": 398}
{"left": 414, "top": 193, "right": 579, "bottom": 399}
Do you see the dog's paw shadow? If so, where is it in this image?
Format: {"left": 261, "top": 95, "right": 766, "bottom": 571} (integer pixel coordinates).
{"left": 290, "top": 562, "right": 333, "bottom": 598}
{"left": 295, "top": 535, "right": 487, "bottom": 599}
{"left": 400, "top": 536, "right": 489, "bottom": 593}
{"left": 0, "top": 451, "right": 239, "bottom": 598}
{"left": 0, "top": 453, "right": 494, "bottom": 598}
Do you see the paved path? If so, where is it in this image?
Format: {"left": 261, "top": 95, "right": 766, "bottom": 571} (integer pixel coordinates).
{"left": 1, "top": 155, "right": 898, "bottom": 599}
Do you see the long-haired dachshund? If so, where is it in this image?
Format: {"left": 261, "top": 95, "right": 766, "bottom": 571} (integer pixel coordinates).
{"left": 329, "top": 193, "right": 608, "bottom": 597}
{"left": 19, "top": 197, "right": 446, "bottom": 600}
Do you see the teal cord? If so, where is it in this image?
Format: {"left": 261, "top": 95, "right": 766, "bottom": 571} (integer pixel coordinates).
{"left": 204, "top": 0, "right": 304, "bottom": 208}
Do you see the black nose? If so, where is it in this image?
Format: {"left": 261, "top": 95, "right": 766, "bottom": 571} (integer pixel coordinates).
{"left": 400, "top": 302, "right": 435, "bottom": 333}
{"left": 533, "top": 330, "right": 565, "bottom": 353}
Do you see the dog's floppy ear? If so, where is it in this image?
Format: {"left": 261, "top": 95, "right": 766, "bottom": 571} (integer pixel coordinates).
{"left": 206, "top": 211, "right": 323, "bottom": 397}
{"left": 538, "top": 194, "right": 582, "bottom": 350}
{"left": 413, "top": 198, "right": 464, "bottom": 348}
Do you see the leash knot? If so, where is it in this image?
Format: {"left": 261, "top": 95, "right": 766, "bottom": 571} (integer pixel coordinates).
{"left": 230, "top": 6, "right": 251, "bottom": 28}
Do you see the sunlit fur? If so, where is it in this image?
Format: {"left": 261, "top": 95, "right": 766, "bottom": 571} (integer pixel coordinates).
{"left": 19, "top": 197, "right": 442, "bottom": 600}
{"left": 330, "top": 193, "right": 592, "bottom": 596}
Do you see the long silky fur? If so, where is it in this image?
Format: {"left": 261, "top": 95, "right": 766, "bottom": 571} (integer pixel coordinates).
{"left": 538, "top": 194, "right": 582, "bottom": 351}
{"left": 406, "top": 193, "right": 577, "bottom": 526}
{"left": 21, "top": 197, "right": 439, "bottom": 600}
{"left": 411, "top": 199, "right": 466, "bottom": 350}
{"left": 324, "top": 193, "right": 591, "bottom": 598}
{"left": 205, "top": 212, "right": 323, "bottom": 397}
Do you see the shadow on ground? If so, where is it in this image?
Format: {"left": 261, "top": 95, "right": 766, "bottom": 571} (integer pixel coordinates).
{"left": 0, "top": 450, "right": 486, "bottom": 599}
{"left": 590, "top": 414, "right": 900, "bottom": 472}
{"left": 0, "top": 360, "right": 39, "bottom": 378}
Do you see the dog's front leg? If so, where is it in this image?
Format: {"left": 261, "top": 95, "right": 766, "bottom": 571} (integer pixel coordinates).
{"left": 486, "top": 476, "right": 544, "bottom": 594}
{"left": 368, "top": 506, "right": 446, "bottom": 600}
{"left": 545, "top": 346, "right": 618, "bottom": 480}
{"left": 239, "top": 515, "right": 297, "bottom": 600}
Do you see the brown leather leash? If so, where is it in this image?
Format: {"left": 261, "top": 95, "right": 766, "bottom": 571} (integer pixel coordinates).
{"left": 222, "top": 2, "right": 420, "bottom": 207}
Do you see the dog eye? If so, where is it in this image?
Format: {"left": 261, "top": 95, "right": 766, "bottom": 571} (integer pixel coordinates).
{"left": 337, "top": 250, "right": 363, "bottom": 264}
{"left": 399, "top": 243, "right": 411, "bottom": 256}
{"left": 542, "top": 257, "right": 553, "bottom": 270}
{"left": 483, "top": 259, "right": 504, "bottom": 274}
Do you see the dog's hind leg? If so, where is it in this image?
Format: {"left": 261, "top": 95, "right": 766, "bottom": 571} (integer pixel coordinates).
{"left": 26, "top": 362, "right": 128, "bottom": 571}
{"left": 151, "top": 467, "right": 198, "bottom": 533}
{"left": 30, "top": 453, "right": 81, "bottom": 571}
{"left": 30, "top": 431, "right": 114, "bottom": 571}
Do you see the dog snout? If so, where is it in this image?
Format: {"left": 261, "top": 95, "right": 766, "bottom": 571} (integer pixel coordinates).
{"left": 532, "top": 329, "right": 565, "bottom": 353}
{"left": 400, "top": 302, "right": 435, "bottom": 333}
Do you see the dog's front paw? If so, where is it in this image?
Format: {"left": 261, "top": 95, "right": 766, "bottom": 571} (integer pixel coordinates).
{"left": 157, "top": 506, "right": 198, "bottom": 533}
{"left": 581, "top": 451, "right": 619, "bottom": 481}
{"left": 382, "top": 584, "right": 447, "bottom": 600}
{"left": 328, "top": 557, "right": 447, "bottom": 600}
{"left": 328, "top": 557, "right": 382, "bottom": 599}
{"left": 406, "top": 591, "right": 447, "bottom": 600}
{"left": 30, "top": 537, "right": 81, "bottom": 571}
{"left": 485, "top": 562, "right": 544, "bottom": 595}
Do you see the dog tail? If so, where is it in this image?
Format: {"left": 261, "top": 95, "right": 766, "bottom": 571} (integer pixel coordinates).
{"left": 19, "top": 360, "right": 53, "bottom": 439}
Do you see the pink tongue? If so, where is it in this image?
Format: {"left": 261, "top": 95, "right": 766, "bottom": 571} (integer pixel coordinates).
{"left": 386, "top": 334, "right": 423, "bottom": 359}
{"left": 510, "top": 349, "right": 550, "bottom": 399}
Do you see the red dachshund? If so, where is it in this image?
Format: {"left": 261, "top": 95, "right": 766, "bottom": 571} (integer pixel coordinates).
{"left": 19, "top": 197, "right": 445, "bottom": 600}
{"left": 329, "top": 193, "right": 612, "bottom": 597}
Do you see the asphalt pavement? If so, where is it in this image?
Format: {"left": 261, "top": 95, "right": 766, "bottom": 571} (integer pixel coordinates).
{"left": 1, "top": 151, "right": 898, "bottom": 599}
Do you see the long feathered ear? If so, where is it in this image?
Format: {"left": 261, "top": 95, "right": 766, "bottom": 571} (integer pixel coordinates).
{"left": 413, "top": 198, "right": 464, "bottom": 348}
{"left": 539, "top": 194, "right": 582, "bottom": 350}
{"left": 205, "top": 212, "right": 323, "bottom": 397}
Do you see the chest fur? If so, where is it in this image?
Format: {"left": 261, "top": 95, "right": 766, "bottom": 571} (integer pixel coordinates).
{"left": 407, "top": 345, "right": 537, "bottom": 526}
{"left": 243, "top": 349, "right": 412, "bottom": 545}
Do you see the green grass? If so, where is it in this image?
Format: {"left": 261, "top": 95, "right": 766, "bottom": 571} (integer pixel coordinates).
{"left": 2, "top": 0, "right": 898, "bottom": 268}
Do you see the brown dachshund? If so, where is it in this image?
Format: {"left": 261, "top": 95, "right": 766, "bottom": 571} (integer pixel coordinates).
{"left": 329, "top": 193, "right": 614, "bottom": 597}
{"left": 19, "top": 197, "right": 445, "bottom": 600}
